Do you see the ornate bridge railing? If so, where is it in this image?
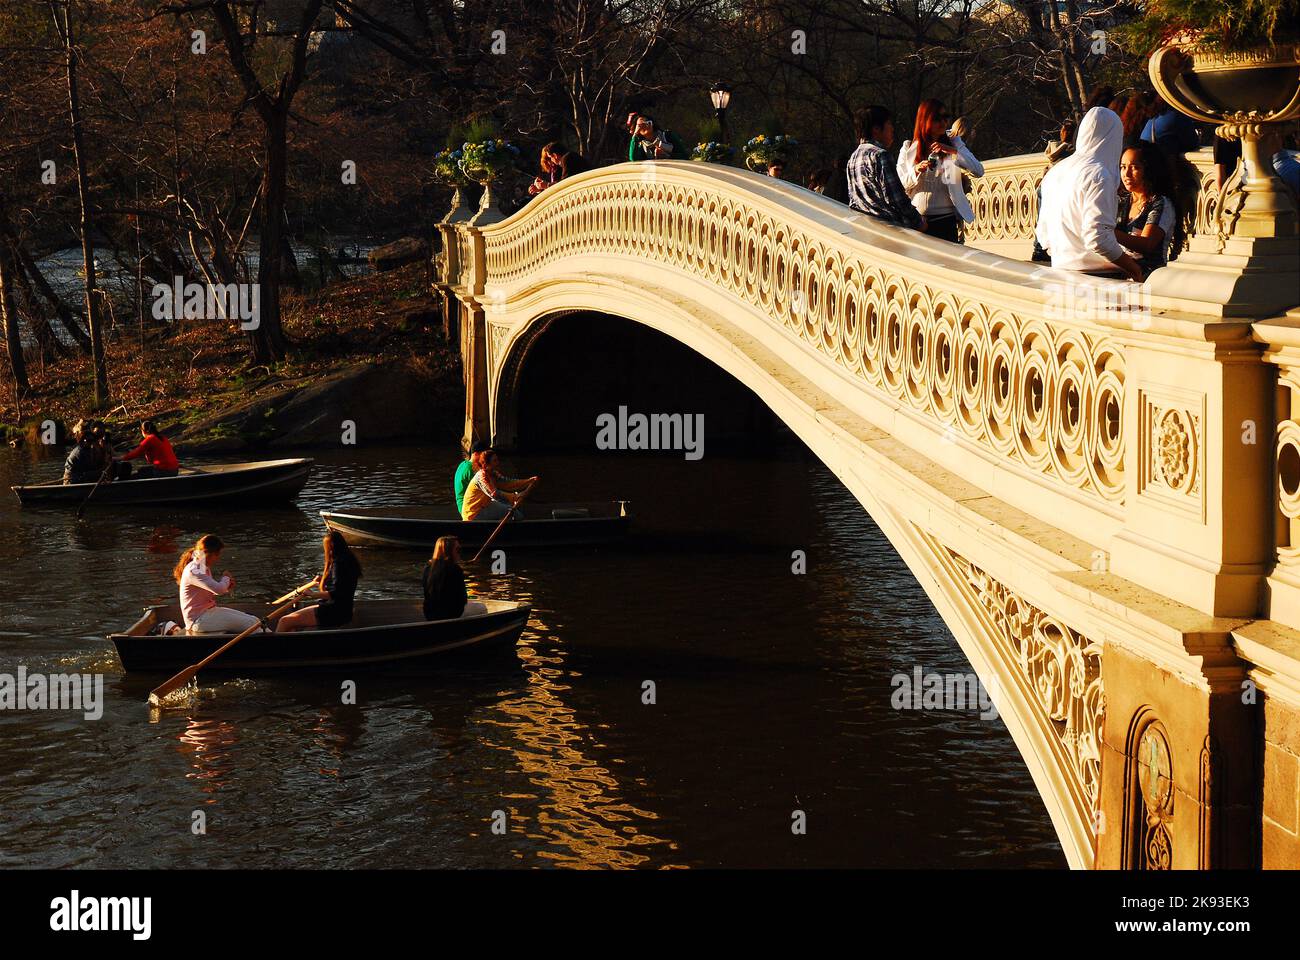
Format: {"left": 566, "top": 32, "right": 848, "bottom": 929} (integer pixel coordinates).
{"left": 481, "top": 165, "right": 1129, "bottom": 514}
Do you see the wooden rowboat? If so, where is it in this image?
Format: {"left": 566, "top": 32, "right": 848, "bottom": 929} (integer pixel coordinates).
{"left": 109, "top": 598, "right": 530, "bottom": 673}
{"left": 11, "top": 458, "right": 313, "bottom": 507}
{"left": 320, "top": 501, "right": 631, "bottom": 549}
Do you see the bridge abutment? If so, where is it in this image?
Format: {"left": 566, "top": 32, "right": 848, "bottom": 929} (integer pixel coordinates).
{"left": 1097, "top": 641, "right": 1258, "bottom": 868}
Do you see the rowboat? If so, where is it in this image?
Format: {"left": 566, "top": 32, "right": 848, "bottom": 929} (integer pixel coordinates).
{"left": 109, "top": 598, "right": 530, "bottom": 673}
{"left": 320, "top": 501, "right": 631, "bottom": 549}
{"left": 11, "top": 458, "right": 313, "bottom": 507}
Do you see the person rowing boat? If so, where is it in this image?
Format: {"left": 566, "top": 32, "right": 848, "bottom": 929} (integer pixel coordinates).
{"left": 63, "top": 419, "right": 123, "bottom": 484}
{"left": 119, "top": 421, "right": 180, "bottom": 478}
{"left": 460, "top": 448, "right": 538, "bottom": 522}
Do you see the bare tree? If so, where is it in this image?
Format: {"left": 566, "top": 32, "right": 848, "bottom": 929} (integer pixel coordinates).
{"left": 50, "top": 0, "right": 109, "bottom": 406}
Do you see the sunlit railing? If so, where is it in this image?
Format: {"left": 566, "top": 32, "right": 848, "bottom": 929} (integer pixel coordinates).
{"left": 480, "top": 163, "right": 1134, "bottom": 511}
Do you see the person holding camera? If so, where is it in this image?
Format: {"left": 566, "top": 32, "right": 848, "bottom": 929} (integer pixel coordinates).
{"left": 630, "top": 115, "right": 686, "bottom": 162}
{"left": 895, "top": 99, "right": 984, "bottom": 243}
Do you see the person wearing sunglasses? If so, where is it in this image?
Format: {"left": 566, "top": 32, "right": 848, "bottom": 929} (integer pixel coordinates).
{"left": 895, "top": 99, "right": 984, "bottom": 244}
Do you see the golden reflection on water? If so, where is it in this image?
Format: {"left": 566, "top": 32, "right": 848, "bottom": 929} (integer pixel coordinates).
{"left": 174, "top": 715, "right": 239, "bottom": 796}
{"left": 469, "top": 572, "right": 683, "bottom": 869}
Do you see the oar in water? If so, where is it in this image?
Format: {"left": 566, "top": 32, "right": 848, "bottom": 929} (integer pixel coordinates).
{"left": 147, "top": 579, "right": 318, "bottom": 706}
{"left": 471, "top": 480, "right": 537, "bottom": 563}
{"left": 75, "top": 462, "right": 115, "bottom": 519}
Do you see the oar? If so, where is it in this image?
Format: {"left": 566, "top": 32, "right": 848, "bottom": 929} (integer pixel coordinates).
{"left": 75, "top": 461, "right": 114, "bottom": 519}
{"left": 471, "top": 480, "right": 537, "bottom": 563}
{"left": 146, "top": 579, "right": 318, "bottom": 706}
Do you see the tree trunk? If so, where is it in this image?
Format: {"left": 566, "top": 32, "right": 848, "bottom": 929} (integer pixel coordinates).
{"left": 11, "top": 242, "right": 92, "bottom": 352}
{"left": 57, "top": 1, "right": 109, "bottom": 406}
{"left": 6, "top": 247, "right": 69, "bottom": 361}
{"left": 0, "top": 241, "right": 29, "bottom": 397}
{"left": 251, "top": 109, "right": 289, "bottom": 362}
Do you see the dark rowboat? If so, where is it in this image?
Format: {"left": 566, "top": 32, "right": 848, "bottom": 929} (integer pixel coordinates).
{"left": 320, "top": 501, "right": 631, "bottom": 549}
{"left": 11, "top": 458, "right": 313, "bottom": 507}
{"left": 109, "top": 598, "right": 530, "bottom": 673}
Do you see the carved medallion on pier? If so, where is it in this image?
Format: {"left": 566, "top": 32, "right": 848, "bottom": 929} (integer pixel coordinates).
{"left": 1137, "top": 386, "right": 1205, "bottom": 519}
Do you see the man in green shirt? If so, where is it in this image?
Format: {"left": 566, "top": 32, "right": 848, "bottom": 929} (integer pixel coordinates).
{"left": 453, "top": 442, "right": 489, "bottom": 514}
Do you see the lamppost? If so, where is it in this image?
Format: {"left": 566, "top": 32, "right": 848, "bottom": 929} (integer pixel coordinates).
{"left": 710, "top": 82, "right": 732, "bottom": 147}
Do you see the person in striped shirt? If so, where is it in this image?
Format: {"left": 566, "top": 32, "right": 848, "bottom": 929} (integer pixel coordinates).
{"left": 847, "top": 105, "right": 923, "bottom": 231}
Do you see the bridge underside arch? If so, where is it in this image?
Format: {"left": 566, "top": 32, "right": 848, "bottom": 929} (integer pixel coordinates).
{"left": 485, "top": 269, "right": 1105, "bottom": 868}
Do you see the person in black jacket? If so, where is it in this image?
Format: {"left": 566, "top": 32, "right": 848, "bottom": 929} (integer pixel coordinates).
{"left": 276, "top": 531, "right": 362, "bottom": 632}
{"left": 423, "top": 536, "right": 487, "bottom": 620}
{"left": 63, "top": 421, "right": 99, "bottom": 484}
{"left": 63, "top": 419, "right": 122, "bottom": 484}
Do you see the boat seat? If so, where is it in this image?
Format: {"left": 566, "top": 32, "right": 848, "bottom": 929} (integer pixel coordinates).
{"left": 551, "top": 507, "right": 591, "bottom": 519}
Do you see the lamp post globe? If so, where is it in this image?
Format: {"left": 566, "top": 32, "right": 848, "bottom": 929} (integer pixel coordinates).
{"left": 710, "top": 82, "right": 732, "bottom": 148}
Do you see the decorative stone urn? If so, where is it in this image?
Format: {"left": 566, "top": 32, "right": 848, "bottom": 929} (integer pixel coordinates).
{"left": 1145, "top": 35, "right": 1300, "bottom": 316}
{"left": 1150, "top": 36, "right": 1300, "bottom": 237}
{"left": 459, "top": 164, "right": 506, "bottom": 227}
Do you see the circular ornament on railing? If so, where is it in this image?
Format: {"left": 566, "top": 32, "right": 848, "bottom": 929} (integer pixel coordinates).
{"left": 1156, "top": 408, "right": 1194, "bottom": 491}
{"left": 1275, "top": 420, "right": 1300, "bottom": 519}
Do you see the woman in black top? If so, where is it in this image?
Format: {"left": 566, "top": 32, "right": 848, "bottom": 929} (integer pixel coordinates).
{"left": 276, "top": 532, "right": 362, "bottom": 631}
{"left": 423, "top": 537, "right": 487, "bottom": 620}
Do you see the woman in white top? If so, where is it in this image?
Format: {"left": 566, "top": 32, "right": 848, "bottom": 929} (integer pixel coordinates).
{"left": 896, "top": 99, "right": 984, "bottom": 243}
{"left": 172, "top": 534, "right": 263, "bottom": 634}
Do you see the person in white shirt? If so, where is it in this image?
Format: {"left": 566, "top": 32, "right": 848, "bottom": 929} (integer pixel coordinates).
{"left": 1035, "top": 106, "right": 1144, "bottom": 282}
{"left": 172, "top": 534, "right": 263, "bottom": 634}
{"left": 896, "top": 99, "right": 984, "bottom": 243}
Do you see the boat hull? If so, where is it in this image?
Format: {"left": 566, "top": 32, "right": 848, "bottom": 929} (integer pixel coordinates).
{"left": 320, "top": 501, "right": 631, "bottom": 549}
{"left": 11, "top": 458, "right": 313, "bottom": 507}
{"left": 109, "top": 599, "right": 529, "bottom": 673}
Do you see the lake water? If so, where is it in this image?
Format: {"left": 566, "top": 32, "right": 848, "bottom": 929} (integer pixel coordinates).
{"left": 0, "top": 442, "right": 1063, "bottom": 868}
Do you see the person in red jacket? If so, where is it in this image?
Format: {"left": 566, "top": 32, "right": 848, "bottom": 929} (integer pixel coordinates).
{"left": 120, "top": 420, "right": 180, "bottom": 478}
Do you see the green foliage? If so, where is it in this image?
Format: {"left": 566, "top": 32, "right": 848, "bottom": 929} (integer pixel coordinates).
{"left": 696, "top": 117, "right": 723, "bottom": 144}
{"left": 1125, "top": 0, "right": 1300, "bottom": 52}
{"left": 461, "top": 117, "right": 505, "bottom": 145}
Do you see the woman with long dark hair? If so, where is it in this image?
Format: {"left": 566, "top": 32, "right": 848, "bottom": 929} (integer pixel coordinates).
{"left": 422, "top": 536, "right": 487, "bottom": 621}
{"left": 276, "top": 531, "right": 363, "bottom": 632}
{"left": 1116, "top": 141, "right": 1186, "bottom": 276}
{"left": 896, "top": 98, "right": 983, "bottom": 242}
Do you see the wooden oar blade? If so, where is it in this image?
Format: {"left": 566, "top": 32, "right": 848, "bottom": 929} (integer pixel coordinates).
{"left": 148, "top": 669, "right": 201, "bottom": 707}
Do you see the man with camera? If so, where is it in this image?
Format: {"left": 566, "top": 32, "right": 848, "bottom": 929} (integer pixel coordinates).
{"left": 629, "top": 115, "right": 686, "bottom": 162}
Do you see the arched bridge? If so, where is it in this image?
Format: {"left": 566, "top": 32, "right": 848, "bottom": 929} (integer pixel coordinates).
{"left": 434, "top": 157, "right": 1300, "bottom": 869}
